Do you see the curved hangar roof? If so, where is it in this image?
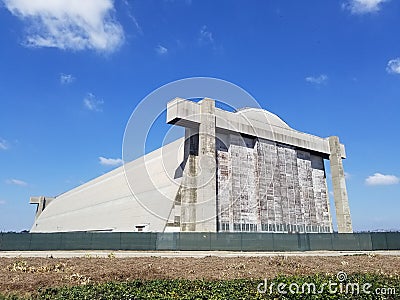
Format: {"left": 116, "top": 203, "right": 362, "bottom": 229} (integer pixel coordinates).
{"left": 235, "top": 107, "right": 291, "bottom": 129}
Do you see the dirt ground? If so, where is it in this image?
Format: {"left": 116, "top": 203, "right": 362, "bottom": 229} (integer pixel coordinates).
{"left": 1, "top": 254, "right": 399, "bottom": 296}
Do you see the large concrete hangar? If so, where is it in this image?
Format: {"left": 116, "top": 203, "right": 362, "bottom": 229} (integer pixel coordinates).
{"left": 30, "top": 98, "right": 353, "bottom": 233}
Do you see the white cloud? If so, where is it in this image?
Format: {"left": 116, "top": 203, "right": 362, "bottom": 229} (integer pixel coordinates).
{"left": 3, "top": 0, "right": 124, "bottom": 53}
{"left": 342, "top": 0, "right": 388, "bottom": 14}
{"left": 155, "top": 45, "right": 168, "bottom": 55}
{"left": 365, "top": 173, "right": 399, "bottom": 186}
{"left": 60, "top": 73, "right": 75, "bottom": 84}
{"left": 99, "top": 156, "right": 123, "bottom": 166}
{"left": 0, "top": 200, "right": 5, "bottom": 205}
{"left": 6, "top": 178, "right": 28, "bottom": 186}
{"left": 0, "top": 138, "right": 9, "bottom": 150}
{"left": 305, "top": 74, "right": 328, "bottom": 85}
{"left": 199, "top": 25, "right": 214, "bottom": 45}
{"left": 83, "top": 93, "right": 104, "bottom": 112}
{"left": 386, "top": 58, "right": 400, "bottom": 74}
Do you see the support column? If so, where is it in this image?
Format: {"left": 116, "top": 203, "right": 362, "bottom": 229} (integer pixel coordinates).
{"left": 328, "top": 136, "right": 353, "bottom": 233}
{"left": 180, "top": 128, "right": 197, "bottom": 231}
{"left": 196, "top": 98, "right": 217, "bottom": 231}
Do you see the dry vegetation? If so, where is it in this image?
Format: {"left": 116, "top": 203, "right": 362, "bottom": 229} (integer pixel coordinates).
{"left": 0, "top": 253, "right": 399, "bottom": 296}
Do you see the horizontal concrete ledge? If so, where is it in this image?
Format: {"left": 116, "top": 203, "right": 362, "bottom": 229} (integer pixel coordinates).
{"left": 29, "top": 196, "right": 55, "bottom": 204}
{"left": 29, "top": 196, "right": 41, "bottom": 204}
{"left": 167, "top": 98, "right": 346, "bottom": 158}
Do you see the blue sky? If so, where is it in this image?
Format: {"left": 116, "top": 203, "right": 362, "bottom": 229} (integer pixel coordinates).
{"left": 0, "top": 0, "right": 399, "bottom": 232}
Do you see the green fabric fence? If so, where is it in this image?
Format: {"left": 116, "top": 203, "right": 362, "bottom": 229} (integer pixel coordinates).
{"left": 0, "top": 232, "right": 399, "bottom": 251}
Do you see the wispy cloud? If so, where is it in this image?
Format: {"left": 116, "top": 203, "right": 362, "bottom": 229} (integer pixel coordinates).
{"left": 83, "top": 93, "right": 104, "bottom": 112}
{"left": 305, "top": 74, "right": 328, "bottom": 85}
{"left": 155, "top": 45, "right": 168, "bottom": 55}
{"left": 6, "top": 178, "right": 28, "bottom": 187}
{"left": 198, "top": 25, "right": 214, "bottom": 45}
{"left": 386, "top": 58, "right": 400, "bottom": 74}
{"left": 164, "top": 0, "right": 192, "bottom": 4}
{"left": 365, "top": 173, "right": 399, "bottom": 186}
{"left": 342, "top": 0, "right": 388, "bottom": 14}
{"left": 3, "top": 0, "right": 124, "bottom": 53}
{"left": 0, "top": 200, "right": 5, "bottom": 205}
{"left": 60, "top": 73, "right": 75, "bottom": 84}
{"left": 99, "top": 156, "right": 123, "bottom": 166}
{"left": 122, "top": 0, "right": 142, "bottom": 35}
{"left": 0, "top": 138, "right": 9, "bottom": 150}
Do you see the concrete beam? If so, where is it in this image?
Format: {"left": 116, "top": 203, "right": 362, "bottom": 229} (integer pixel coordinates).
{"left": 167, "top": 98, "right": 346, "bottom": 159}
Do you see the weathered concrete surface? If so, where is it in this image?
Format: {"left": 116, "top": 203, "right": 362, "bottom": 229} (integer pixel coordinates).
{"left": 329, "top": 136, "right": 353, "bottom": 233}
{"left": 179, "top": 128, "right": 197, "bottom": 231}
{"left": 195, "top": 98, "right": 217, "bottom": 231}
{"left": 216, "top": 134, "right": 332, "bottom": 233}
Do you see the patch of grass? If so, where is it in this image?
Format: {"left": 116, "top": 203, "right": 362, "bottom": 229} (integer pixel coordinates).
{"left": 1, "top": 273, "right": 399, "bottom": 299}
{"left": 6, "top": 260, "right": 66, "bottom": 274}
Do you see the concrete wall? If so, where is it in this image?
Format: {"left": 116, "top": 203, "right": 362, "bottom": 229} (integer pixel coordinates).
{"left": 216, "top": 134, "right": 332, "bottom": 233}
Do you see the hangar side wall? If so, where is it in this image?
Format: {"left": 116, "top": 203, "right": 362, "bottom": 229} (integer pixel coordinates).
{"left": 30, "top": 138, "right": 185, "bottom": 233}
{"left": 216, "top": 133, "right": 332, "bottom": 233}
